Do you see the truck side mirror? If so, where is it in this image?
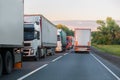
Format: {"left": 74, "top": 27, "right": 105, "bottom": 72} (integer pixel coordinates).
{"left": 35, "top": 21, "right": 39, "bottom": 25}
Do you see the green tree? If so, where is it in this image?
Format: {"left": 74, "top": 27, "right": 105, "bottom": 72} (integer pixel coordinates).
{"left": 92, "top": 17, "right": 120, "bottom": 44}
{"left": 106, "top": 17, "right": 120, "bottom": 44}
{"left": 56, "top": 24, "right": 74, "bottom": 36}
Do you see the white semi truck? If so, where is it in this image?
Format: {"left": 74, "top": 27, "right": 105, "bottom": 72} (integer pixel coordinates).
{"left": 0, "top": 0, "right": 24, "bottom": 76}
{"left": 56, "top": 29, "right": 67, "bottom": 52}
{"left": 74, "top": 28, "right": 91, "bottom": 52}
{"left": 23, "top": 14, "right": 57, "bottom": 60}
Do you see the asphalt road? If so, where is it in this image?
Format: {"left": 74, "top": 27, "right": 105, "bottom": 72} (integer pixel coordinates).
{"left": 0, "top": 50, "right": 120, "bottom": 80}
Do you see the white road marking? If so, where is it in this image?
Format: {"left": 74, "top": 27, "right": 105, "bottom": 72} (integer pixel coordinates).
{"left": 52, "top": 56, "right": 62, "bottom": 62}
{"left": 64, "top": 53, "right": 68, "bottom": 55}
{"left": 17, "top": 64, "right": 48, "bottom": 80}
{"left": 90, "top": 53, "right": 120, "bottom": 80}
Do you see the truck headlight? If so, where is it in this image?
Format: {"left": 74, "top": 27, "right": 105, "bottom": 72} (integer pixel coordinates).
{"left": 30, "top": 49, "right": 34, "bottom": 55}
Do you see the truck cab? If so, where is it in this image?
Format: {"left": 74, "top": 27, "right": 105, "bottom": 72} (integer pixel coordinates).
{"left": 56, "top": 30, "right": 62, "bottom": 52}
{"left": 23, "top": 14, "right": 57, "bottom": 60}
{"left": 23, "top": 23, "right": 41, "bottom": 60}
{"left": 56, "top": 29, "right": 67, "bottom": 52}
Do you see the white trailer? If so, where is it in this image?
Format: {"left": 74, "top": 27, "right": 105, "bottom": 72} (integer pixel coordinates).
{"left": 0, "top": 0, "right": 24, "bottom": 76}
{"left": 23, "top": 14, "right": 57, "bottom": 60}
{"left": 74, "top": 28, "right": 91, "bottom": 52}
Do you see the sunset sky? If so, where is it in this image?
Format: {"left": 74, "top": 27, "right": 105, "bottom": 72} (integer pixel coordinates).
{"left": 24, "top": 0, "right": 120, "bottom": 31}
{"left": 24, "top": 0, "right": 120, "bottom": 21}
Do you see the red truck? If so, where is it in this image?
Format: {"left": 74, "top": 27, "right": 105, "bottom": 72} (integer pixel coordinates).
{"left": 66, "top": 36, "right": 74, "bottom": 50}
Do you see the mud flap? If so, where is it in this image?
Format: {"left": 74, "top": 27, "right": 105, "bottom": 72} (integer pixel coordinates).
{"left": 14, "top": 62, "right": 22, "bottom": 69}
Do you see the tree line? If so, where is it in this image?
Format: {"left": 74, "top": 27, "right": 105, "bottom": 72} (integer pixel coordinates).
{"left": 92, "top": 17, "right": 120, "bottom": 45}
{"left": 56, "top": 24, "right": 74, "bottom": 36}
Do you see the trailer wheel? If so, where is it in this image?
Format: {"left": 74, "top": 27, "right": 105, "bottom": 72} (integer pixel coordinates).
{"left": 3, "top": 51, "right": 13, "bottom": 74}
{"left": 52, "top": 48, "right": 55, "bottom": 55}
{"left": 38, "top": 48, "right": 41, "bottom": 59}
{"left": 0, "top": 54, "right": 3, "bottom": 76}
{"left": 49, "top": 50, "right": 53, "bottom": 56}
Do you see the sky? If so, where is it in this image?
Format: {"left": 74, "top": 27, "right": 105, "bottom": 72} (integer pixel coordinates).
{"left": 24, "top": 0, "right": 120, "bottom": 21}
{"left": 24, "top": 0, "right": 120, "bottom": 31}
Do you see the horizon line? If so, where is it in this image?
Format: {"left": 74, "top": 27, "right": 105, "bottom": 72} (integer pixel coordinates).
{"left": 52, "top": 20, "right": 120, "bottom": 21}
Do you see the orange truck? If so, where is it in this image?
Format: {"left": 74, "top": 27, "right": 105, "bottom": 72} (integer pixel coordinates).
{"left": 66, "top": 36, "right": 74, "bottom": 50}
{"left": 74, "top": 28, "right": 91, "bottom": 53}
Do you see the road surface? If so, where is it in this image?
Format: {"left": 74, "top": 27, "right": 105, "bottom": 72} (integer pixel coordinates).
{"left": 0, "top": 50, "right": 120, "bottom": 80}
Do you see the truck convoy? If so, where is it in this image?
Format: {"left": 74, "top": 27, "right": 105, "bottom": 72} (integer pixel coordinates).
{"left": 66, "top": 36, "right": 74, "bottom": 50}
{"left": 74, "top": 28, "right": 91, "bottom": 52}
{"left": 23, "top": 14, "right": 57, "bottom": 60}
{"left": 56, "top": 29, "right": 67, "bottom": 52}
{"left": 0, "top": 0, "right": 24, "bottom": 76}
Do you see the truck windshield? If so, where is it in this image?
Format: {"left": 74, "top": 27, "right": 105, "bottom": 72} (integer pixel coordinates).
{"left": 57, "top": 35, "right": 61, "bottom": 41}
{"left": 24, "top": 31, "right": 34, "bottom": 41}
{"left": 24, "top": 24, "right": 35, "bottom": 41}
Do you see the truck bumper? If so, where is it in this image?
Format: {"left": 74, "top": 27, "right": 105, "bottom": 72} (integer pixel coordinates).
{"left": 56, "top": 47, "right": 62, "bottom": 52}
{"left": 22, "top": 47, "right": 36, "bottom": 57}
{"left": 74, "top": 46, "right": 90, "bottom": 52}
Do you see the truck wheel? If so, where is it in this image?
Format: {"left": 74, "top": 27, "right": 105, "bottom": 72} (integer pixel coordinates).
{"left": 43, "top": 49, "right": 46, "bottom": 58}
{"left": 38, "top": 48, "right": 41, "bottom": 59}
{"left": 34, "top": 50, "right": 39, "bottom": 61}
{"left": 3, "top": 51, "right": 13, "bottom": 74}
{"left": 49, "top": 49, "right": 53, "bottom": 56}
{"left": 43, "top": 53, "right": 46, "bottom": 58}
{"left": 50, "top": 53, "right": 53, "bottom": 56}
{"left": 0, "top": 54, "right": 3, "bottom": 76}
{"left": 52, "top": 48, "right": 55, "bottom": 55}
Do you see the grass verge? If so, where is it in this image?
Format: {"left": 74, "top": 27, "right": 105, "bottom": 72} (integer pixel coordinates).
{"left": 93, "top": 44, "right": 120, "bottom": 57}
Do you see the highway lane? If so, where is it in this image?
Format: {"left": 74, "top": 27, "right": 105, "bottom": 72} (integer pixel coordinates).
{"left": 0, "top": 52, "right": 65, "bottom": 80}
{"left": 19, "top": 52, "right": 120, "bottom": 80}
{"left": 0, "top": 50, "right": 120, "bottom": 80}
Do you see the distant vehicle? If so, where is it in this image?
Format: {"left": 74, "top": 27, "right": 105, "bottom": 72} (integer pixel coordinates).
{"left": 23, "top": 14, "right": 57, "bottom": 60}
{"left": 66, "top": 36, "right": 74, "bottom": 50}
{"left": 0, "top": 0, "right": 24, "bottom": 76}
{"left": 74, "top": 28, "right": 91, "bottom": 52}
{"left": 71, "top": 37, "right": 74, "bottom": 48}
{"left": 56, "top": 29, "right": 67, "bottom": 52}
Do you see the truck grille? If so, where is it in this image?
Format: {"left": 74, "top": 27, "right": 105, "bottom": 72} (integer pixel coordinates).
{"left": 24, "top": 43, "right": 31, "bottom": 46}
{"left": 23, "top": 49, "right": 29, "bottom": 52}
{"left": 23, "top": 49, "right": 30, "bottom": 55}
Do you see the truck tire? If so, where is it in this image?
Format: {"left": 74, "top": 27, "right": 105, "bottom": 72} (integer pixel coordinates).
{"left": 42, "top": 49, "right": 46, "bottom": 58}
{"left": 0, "top": 54, "right": 3, "bottom": 76}
{"left": 43, "top": 52, "right": 46, "bottom": 58}
{"left": 50, "top": 53, "right": 53, "bottom": 56}
{"left": 34, "top": 50, "right": 39, "bottom": 61}
{"left": 3, "top": 51, "right": 13, "bottom": 74}
{"left": 52, "top": 48, "right": 55, "bottom": 55}
{"left": 38, "top": 48, "right": 41, "bottom": 59}
{"left": 49, "top": 49, "right": 53, "bottom": 56}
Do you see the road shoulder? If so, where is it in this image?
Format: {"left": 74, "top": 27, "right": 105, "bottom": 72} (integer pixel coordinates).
{"left": 91, "top": 46, "right": 120, "bottom": 68}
